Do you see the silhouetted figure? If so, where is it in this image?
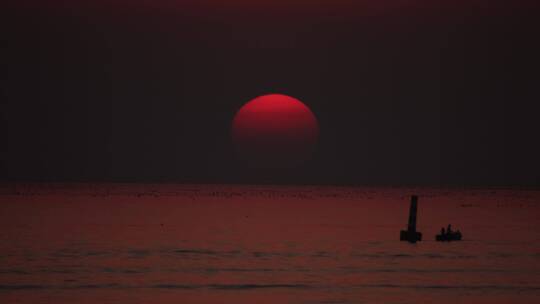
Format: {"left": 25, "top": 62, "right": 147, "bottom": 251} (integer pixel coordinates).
{"left": 400, "top": 195, "right": 422, "bottom": 243}
{"left": 436, "top": 224, "right": 463, "bottom": 241}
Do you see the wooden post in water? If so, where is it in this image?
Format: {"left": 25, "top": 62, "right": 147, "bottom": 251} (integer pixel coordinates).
{"left": 400, "top": 195, "right": 422, "bottom": 243}
{"left": 408, "top": 195, "right": 418, "bottom": 232}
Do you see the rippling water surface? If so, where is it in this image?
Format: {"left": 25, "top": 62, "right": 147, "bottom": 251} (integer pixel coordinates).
{"left": 1, "top": 184, "right": 539, "bottom": 303}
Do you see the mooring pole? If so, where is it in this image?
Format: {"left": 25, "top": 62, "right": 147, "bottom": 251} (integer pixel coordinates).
{"left": 400, "top": 195, "right": 422, "bottom": 243}
{"left": 408, "top": 195, "right": 418, "bottom": 232}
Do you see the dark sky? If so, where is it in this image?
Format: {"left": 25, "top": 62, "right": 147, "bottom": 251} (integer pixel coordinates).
{"left": 2, "top": 1, "right": 539, "bottom": 185}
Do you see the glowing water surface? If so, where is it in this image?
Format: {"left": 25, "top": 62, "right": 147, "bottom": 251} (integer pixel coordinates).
{"left": 1, "top": 184, "right": 539, "bottom": 303}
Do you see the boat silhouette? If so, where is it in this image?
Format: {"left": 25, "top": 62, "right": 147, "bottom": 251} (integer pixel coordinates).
{"left": 436, "top": 230, "right": 463, "bottom": 241}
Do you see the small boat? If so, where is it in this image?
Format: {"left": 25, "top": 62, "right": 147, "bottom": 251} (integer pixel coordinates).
{"left": 435, "top": 231, "right": 462, "bottom": 241}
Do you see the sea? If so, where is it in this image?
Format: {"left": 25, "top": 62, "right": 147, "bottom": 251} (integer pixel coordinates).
{"left": 1, "top": 184, "right": 539, "bottom": 303}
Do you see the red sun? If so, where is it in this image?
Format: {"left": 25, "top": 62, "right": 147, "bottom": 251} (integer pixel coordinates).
{"left": 232, "top": 94, "right": 319, "bottom": 168}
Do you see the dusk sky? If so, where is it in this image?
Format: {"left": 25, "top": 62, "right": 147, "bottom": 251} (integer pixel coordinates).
{"left": 2, "top": 1, "right": 539, "bottom": 185}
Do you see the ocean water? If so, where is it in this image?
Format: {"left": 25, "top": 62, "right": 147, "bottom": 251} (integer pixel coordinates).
{"left": 1, "top": 184, "right": 539, "bottom": 303}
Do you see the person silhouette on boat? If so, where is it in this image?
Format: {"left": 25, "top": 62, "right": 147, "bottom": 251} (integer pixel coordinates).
{"left": 436, "top": 224, "right": 463, "bottom": 241}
